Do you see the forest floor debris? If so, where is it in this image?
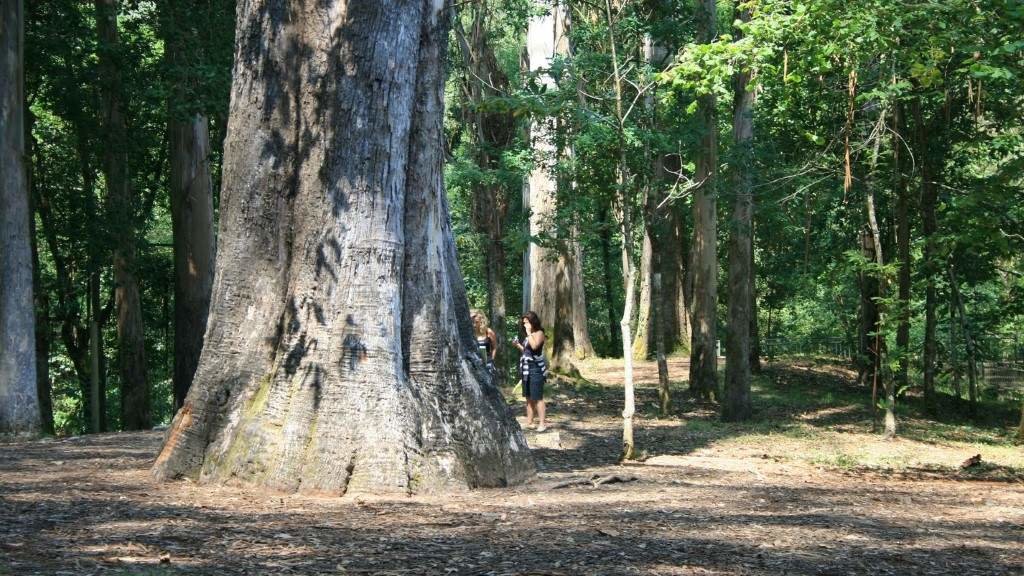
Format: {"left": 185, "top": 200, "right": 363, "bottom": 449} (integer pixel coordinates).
{"left": 2, "top": 360, "right": 1022, "bottom": 575}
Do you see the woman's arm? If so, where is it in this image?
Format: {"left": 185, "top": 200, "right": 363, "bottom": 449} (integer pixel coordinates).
{"left": 527, "top": 330, "right": 545, "bottom": 352}
{"left": 487, "top": 329, "right": 498, "bottom": 360}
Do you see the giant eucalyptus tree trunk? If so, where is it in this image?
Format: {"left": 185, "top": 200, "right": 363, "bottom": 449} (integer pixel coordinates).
{"left": 689, "top": 0, "right": 719, "bottom": 401}
{"left": 723, "top": 8, "right": 754, "bottom": 422}
{"left": 524, "top": 1, "right": 593, "bottom": 373}
{"left": 152, "top": 0, "right": 533, "bottom": 494}
{"left": 0, "top": 0, "right": 41, "bottom": 435}
{"left": 94, "top": 0, "right": 150, "bottom": 430}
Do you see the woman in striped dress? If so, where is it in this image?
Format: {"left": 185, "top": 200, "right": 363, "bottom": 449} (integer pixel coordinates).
{"left": 512, "top": 311, "right": 548, "bottom": 431}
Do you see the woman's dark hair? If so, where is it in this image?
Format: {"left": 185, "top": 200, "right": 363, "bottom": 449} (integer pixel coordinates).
{"left": 521, "top": 311, "right": 543, "bottom": 335}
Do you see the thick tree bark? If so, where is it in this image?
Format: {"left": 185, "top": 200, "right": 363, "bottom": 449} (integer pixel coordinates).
{"left": 94, "top": 0, "right": 149, "bottom": 430}
{"left": 689, "top": 0, "right": 719, "bottom": 401}
{"left": 723, "top": 17, "right": 753, "bottom": 422}
{"left": 524, "top": 2, "right": 592, "bottom": 372}
{"left": 0, "top": 0, "right": 41, "bottom": 435}
{"left": 152, "top": 0, "right": 533, "bottom": 494}
{"left": 169, "top": 114, "right": 216, "bottom": 410}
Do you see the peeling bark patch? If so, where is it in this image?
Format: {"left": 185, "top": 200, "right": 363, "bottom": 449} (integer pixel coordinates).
{"left": 153, "top": 404, "right": 193, "bottom": 473}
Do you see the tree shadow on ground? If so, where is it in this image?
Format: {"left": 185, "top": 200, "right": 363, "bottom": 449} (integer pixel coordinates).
{"left": 2, "top": 452, "right": 1022, "bottom": 576}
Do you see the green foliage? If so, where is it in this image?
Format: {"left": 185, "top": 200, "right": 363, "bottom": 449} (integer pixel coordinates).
{"left": 22, "top": 0, "right": 1023, "bottom": 434}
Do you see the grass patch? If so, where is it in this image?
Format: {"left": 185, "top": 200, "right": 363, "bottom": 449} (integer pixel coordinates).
{"left": 577, "top": 357, "right": 1024, "bottom": 476}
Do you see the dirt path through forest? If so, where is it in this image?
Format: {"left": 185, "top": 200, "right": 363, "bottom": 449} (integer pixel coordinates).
{"left": 2, "top": 364, "right": 1022, "bottom": 575}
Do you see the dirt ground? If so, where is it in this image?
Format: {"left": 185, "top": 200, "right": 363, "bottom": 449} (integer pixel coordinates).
{"left": 2, "top": 363, "right": 1023, "bottom": 575}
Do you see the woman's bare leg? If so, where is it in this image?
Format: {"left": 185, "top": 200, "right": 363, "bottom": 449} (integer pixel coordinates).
{"left": 525, "top": 399, "right": 535, "bottom": 427}
{"left": 537, "top": 400, "right": 546, "bottom": 430}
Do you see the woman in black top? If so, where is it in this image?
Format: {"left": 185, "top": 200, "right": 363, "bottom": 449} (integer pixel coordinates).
{"left": 512, "top": 311, "right": 547, "bottom": 431}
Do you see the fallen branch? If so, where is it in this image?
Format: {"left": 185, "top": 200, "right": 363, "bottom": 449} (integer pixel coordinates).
{"left": 552, "top": 474, "right": 638, "bottom": 489}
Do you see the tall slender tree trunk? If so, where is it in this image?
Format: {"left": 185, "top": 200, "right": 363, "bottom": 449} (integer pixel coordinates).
{"left": 633, "top": 34, "right": 678, "bottom": 361}
{"left": 78, "top": 126, "right": 107, "bottom": 431}
{"left": 603, "top": 0, "right": 636, "bottom": 459}
{"left": 859, "top": 230, "right": 879, "bottom": 389}
{"left": 1, "top": 0, "right": 41, "bottom": 434}
{"left": 26, "top": 107, "right": 54, "bottom": 434}
{"left": 894, "top": 104, "right": 912, "bottom": 396}
{"left": 865, "top": 109, "right": 894, "bottom": 438}
{"left": 723, "top": 10, "right": 754, "bottom": 422}
{"left": 524, "top": 2, "right": 591, "bottom": 372}
{"left": 914, "top": 97, "right": 938, "bottom": 402}
{"left": 655, "top": 272, "right": 670, "bottom": 415}
{"left": 568, "top": 231, "right": 594, "bottom": 357}
{"left": 1017, "top": 401, "right": 1023, "bottom": 442}
{"left": 599, "top": 206, "right": 620, "bottom": 354}
{"left": 633, "top": 207, "right": 656, "bottom": 359}
{"left": 948, "top": 262, "right": 978, "bottom": 409}
{"left": 169, "top": 114, "right": 216, "bottom": 410}
{"left": 94, "top": 0, "right": 149, "bottom": 430}
{"left": 671, "top": 204, "right": 691, "bottom": 351}
{"left": 152, "top": 0, "right": 533, "bottom": 494}
{"left": 948, "top": 300, "right": 961, "bottom": 399}
{"left": 689, "top": 0, "right": 719, "bottom": 401}
{"left": 164, "top": 0, "right": 217, "bottom": 412}
{"left": 748, "top": 224, "right": 761, "bottom": 373}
